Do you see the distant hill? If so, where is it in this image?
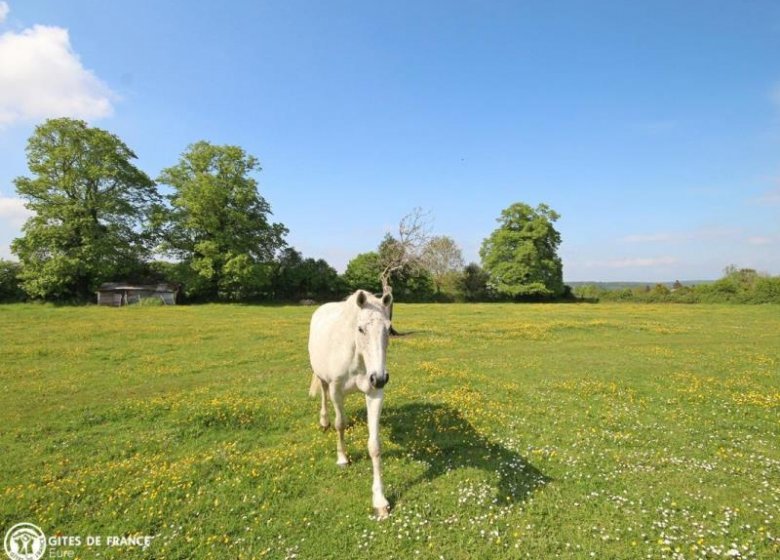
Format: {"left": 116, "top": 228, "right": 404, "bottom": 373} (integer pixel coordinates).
{"left": 566, "top": 280, "right": 714, "bottom": 290}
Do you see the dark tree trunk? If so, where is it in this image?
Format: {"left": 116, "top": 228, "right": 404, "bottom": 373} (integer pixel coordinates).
{"left": 382, "top": 283, "right": 401, "bottom": 336}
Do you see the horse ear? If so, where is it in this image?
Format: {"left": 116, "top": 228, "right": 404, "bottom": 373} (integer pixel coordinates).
{"left": 355, "top": 290, "right": 367, "bottom": 308}
{"left": 381, "top": 293, "right": 393, "bottom": 307}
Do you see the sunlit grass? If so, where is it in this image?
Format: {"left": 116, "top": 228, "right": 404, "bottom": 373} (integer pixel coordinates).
{"left": 1, "top": 303, "right": 778, "bottom": 559}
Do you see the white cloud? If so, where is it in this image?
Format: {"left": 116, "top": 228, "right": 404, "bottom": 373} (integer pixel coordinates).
{"left": 0, "top": 2, "right": 9, "bottom": 24}
{"left": 771, "top": 82, "right": 780, "bottom": 109}
{"left": 0, "top": 24, "right": 116, "bottom": 126}
{"left": 588, "top": 256, "right": 678, "bottom": 269}
{"left": 755, "top": 187, "right": 780, "bottom": 206}
{"left": 0, "top": 195, "right": 32, "bottom": 226}
{"left": 0, "top": 245, "right": 15, "bottom": 259}
{"left": 0, "top": 195, "right": 31, "bottom": 261}
{"left": 622, "top": 227, "right": 739, "bottom": 244}
{"left": 747, "top": 236, "right": 776, "bottom": 246}
{"left": 622, "top": 233, "right": 675, "bottom": 243}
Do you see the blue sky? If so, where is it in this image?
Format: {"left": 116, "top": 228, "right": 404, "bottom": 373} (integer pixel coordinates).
{"left": 1, "top": 0, "right": 779, "bottom": 281}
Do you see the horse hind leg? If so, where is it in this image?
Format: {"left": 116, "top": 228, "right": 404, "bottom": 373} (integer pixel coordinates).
{"left": 319, "top": 379, "right": 330, "bottom": 431}
{"left": 309, "top": 374, "right": 330, "bottom": 431}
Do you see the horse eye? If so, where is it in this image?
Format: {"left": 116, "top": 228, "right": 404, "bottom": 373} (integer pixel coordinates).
{"left": 358, "top": 326, "right": 366, "bottom": 334}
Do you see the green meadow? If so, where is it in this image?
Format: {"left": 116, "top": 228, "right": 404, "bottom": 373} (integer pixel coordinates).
{"left": 1, "top": 303, "right": 778, "bottom": 559}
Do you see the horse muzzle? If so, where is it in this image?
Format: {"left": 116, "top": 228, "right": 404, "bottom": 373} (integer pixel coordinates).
{"left": 369, "top": 372, "right": 389, "bottom": 389}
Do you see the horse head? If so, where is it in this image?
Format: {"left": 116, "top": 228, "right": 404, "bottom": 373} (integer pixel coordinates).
{"left": 354, "top": 290, "right": 393, "bottom": 390}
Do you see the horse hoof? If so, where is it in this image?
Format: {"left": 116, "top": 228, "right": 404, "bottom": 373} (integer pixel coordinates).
{"left": 374, "top": 506, "right": 390, "bottom": 520}
{"left": 337, "top": 461, "right": 350, "bottom": 469}
{"left": 320, "top": 424, "right": 330, "bottom": 432}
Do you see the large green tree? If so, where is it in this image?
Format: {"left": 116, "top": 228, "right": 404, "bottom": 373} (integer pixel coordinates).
{"left": 458, "top": 262, "right": 491, "bottom": 302}
{"left": 157, "top": 141, "right": 287, "bottom": 300}
{"left": 272, "top": 247, "right": 343, "bottom": 301}
{"left": 0, "top": 260, "right": 25, "bottom": 302}
{"left": 12, "top": 118, "right": 159, "bottom": 300}
{"left": 480, "top": 202, "right": 564, "bottom": 299}
{"left": 343, "top": 252, "right": 383, "bottom": 294}
{"left": 343, "top": 249, "right": 435, "bottom": 302}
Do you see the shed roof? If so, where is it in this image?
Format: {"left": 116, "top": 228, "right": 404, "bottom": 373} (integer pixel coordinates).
{"left": 97, "top": 282, "right": 179, "bottom": 293}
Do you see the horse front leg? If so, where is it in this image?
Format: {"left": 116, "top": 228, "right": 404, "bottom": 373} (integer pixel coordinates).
{"left": 366, "top": 390, "right": 389, "bottom": 518}
{"left": 328, "top": 383, "right": 350, "bottom": 467}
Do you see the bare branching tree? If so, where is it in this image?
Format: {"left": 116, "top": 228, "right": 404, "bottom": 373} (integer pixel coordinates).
{"left": 377, "top": 208, "right": 432, "bottom": 335}
{"left": 378, "top": 207, "right": 433, "bottom": 296}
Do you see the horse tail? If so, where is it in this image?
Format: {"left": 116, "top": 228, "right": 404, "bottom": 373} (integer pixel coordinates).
{"left": 308, "top": 373, "right": 321, "bottom": 398}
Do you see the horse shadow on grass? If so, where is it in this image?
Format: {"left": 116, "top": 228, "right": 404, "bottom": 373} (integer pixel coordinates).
{"left": 378, "top": 402, "right": 550, "bottom": 505}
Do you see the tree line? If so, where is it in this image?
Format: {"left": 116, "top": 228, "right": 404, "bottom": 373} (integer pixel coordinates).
{"left": 574, "top": 267, "right": 780, "bottom": 304}
{"left": 1, "top": 118, "right": 567, "bottom": 304}
{"left": 5, "top": 119, "right": 775, "bottom": 305}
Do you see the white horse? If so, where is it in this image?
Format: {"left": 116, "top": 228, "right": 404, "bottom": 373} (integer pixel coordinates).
{"left": 308, "top": 289, "right": 393, "bottom": 518}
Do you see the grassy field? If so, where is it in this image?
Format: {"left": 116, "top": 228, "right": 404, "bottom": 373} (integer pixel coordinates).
{"left": 1, "top": 302, "right": 778, "bottom": 559}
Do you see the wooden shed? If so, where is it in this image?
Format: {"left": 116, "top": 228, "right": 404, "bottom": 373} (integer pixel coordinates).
{"left": 96, "top": 282, "right": 179, "bottom": 306}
